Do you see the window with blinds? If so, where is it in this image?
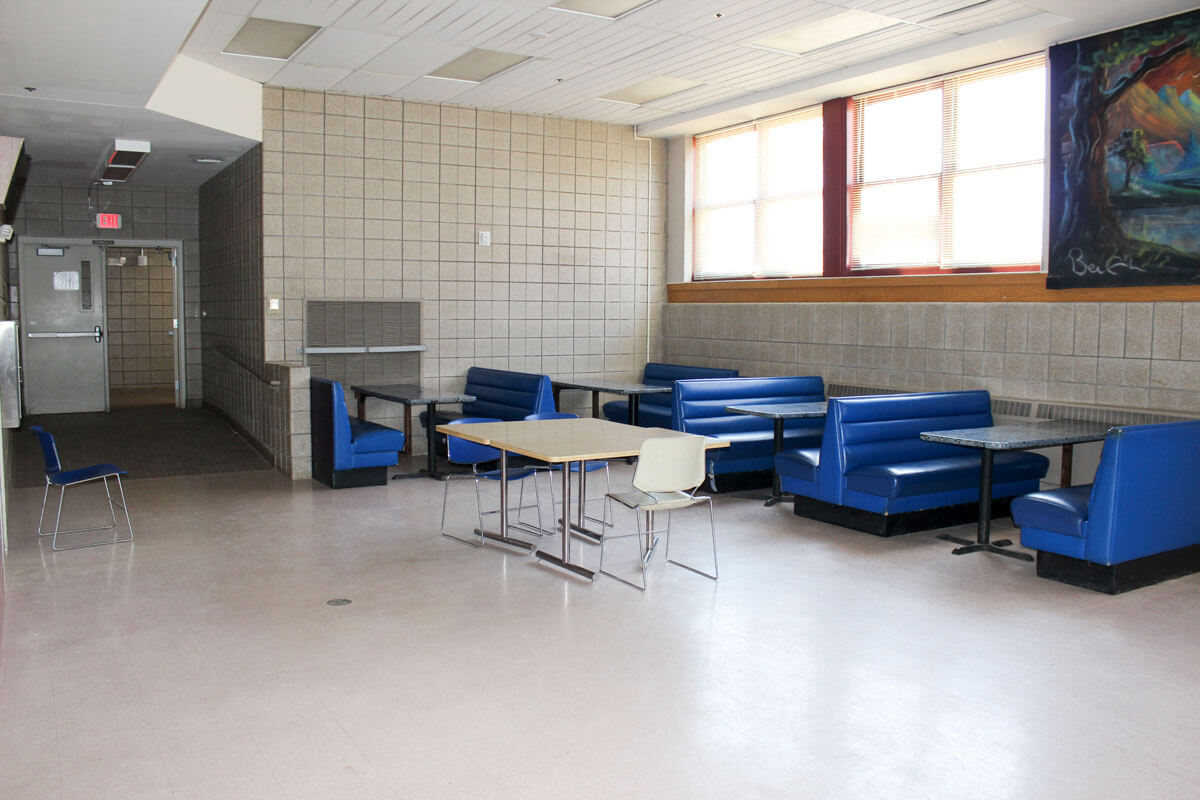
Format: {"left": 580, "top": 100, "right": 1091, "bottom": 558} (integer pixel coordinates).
{"left": 693, "top": 107, "right": 823, "bottom": 279}
{"left": 848, "top": 55, "right": 1045, "bottom": 272}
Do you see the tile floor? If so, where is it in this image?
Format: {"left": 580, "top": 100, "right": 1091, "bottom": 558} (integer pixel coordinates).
{"left": 2, "top": 464, "right": 1199, "bottom": 799}
{"left": 12, "top": 408, "right": 272, "bottom": 488}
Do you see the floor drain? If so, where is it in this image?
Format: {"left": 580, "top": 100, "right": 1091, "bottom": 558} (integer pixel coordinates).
{"left": 326, "top": 598, "right": 352, "bottom": 606}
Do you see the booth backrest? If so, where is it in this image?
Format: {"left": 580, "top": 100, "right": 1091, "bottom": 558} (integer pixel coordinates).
{"left": 819, "top": 391, "right": 993, "bottom": 503}
{"left": 460, "top": 367, "right": 555, "bottom": 420}
{"left": 310, "top": 377, "right": 354, "bottom": 470}
{"left": 641, "top": 362, "right": 738, "bottom": 410}
{"left": 1085, "top": 420, "right": 1200, "bottom": 564}
{"left": 672, "top": 376, "right": 825, "bottom": 436}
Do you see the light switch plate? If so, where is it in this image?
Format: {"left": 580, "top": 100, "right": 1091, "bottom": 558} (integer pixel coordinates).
{"left": 478, "top": 231, "right": 491, "bottom": 246}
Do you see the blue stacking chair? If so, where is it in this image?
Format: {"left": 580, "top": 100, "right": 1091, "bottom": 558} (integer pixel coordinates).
{"left": 524, "top": 411, "right": 611, "bottom": 527}
{"left": 30, "top": 426, "right": 133, "bottom": 551}
{"left": 439, "top": 417, "right": 543, "bottom": 546}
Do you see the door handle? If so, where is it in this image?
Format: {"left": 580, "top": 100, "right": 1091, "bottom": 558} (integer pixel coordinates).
{"left": 94, "top": 325, "right": 103, "bottom": 343}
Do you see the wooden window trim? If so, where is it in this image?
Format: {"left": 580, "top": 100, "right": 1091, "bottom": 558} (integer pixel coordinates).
{"left": 667, "top": 272, "right": 1200, "bottom": 303}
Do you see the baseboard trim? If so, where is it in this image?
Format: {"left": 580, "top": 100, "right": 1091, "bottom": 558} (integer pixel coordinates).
{"left": 1035, "top": 544, "right": 1200, "bottom": 594}
{"left": 792, "top": 494, "right": 1012, "bottom": 537}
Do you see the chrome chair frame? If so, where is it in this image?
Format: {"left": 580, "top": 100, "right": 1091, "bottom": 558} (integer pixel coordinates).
{"left": 30, "top": 426, "right": 134, "bottom": 551}
{"left": 600, "top": 437, "right": 718, "bottom": 591}
{"left": 438, "top": 418, "right": 544, "bottom": 547}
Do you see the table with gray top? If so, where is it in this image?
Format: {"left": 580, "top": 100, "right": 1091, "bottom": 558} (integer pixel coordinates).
{"left": 725, "top": 402, "right": 828, "bottom": 506}
{"left": 551, "top": 377, "right": 672, "bottom": 425}
{"left": 351, "top": 383, "right": 476, "bottom": 480}
{"left": 920, "top": 420, "right": 1111, "bottom": 560}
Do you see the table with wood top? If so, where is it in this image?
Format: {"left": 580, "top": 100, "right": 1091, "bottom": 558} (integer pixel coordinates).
{"left": 919, "top": 419, "right": 1111, "bottom": 561}
{"left": 352, "top": 383, "right": 475, "bottom": 480}
{"left": 551, "top": 377, "right": 672, "bottom": 424}
{"left": 436, "top": 417, "right": 728, "bottom": 580}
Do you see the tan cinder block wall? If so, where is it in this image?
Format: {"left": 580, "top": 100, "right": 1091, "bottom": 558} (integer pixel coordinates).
{"left": 663, "top": 302, "right": 1200, "bottom": 414}
{"left": 260, "top": 87, "right": 667, "bottom": 454}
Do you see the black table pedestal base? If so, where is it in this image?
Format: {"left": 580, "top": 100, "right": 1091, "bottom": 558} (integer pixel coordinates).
{"left": 948, "top": 540, "right": 1033, "bottom": 561}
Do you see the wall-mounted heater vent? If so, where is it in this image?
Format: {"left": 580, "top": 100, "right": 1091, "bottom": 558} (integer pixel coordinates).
{"left": 100, "top": 139, "right": 150, "bottom": 182}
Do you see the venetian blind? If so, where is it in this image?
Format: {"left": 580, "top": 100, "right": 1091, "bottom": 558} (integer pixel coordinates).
{"left": 848, "top": 54, "right": 1045, "bottom": 271}
{"left": 693, "top": 105, "right": 824, "bottom": 279}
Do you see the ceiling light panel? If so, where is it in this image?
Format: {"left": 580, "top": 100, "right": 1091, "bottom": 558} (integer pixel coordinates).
{"left": 223, "top": 17, "right": 321, "bottom": 60}
{"left": 427, "top": 49, "right": 531, "bottom": 82}
{"left": 753, "top": 10, "right": 901, "bottom": 55}
{"left": 549, "top": 0, "right": 660, "bottom": 19}
{"left": 600, "top": 76, "right": 699, "bottom": 105}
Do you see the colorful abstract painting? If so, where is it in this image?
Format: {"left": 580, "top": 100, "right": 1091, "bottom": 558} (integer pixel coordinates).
{"left": 1048, "top": 9, "right": 1200, "bottom": 288}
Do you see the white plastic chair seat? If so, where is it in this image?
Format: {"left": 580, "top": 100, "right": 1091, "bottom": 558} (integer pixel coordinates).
{"left": 607, "top": 488, "right": 701, "bottom": 512}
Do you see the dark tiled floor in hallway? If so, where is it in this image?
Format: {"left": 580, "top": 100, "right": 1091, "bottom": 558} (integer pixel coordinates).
{"left": 12, "top": 406, "right": 273, "bottom": 488}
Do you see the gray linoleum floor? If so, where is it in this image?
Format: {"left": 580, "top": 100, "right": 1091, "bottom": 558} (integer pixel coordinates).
{"left": 1, "top": 463, "right": 1198, "bottom": 799}
{"left": 11, "top": 406, "right": 272, "bottom": 488}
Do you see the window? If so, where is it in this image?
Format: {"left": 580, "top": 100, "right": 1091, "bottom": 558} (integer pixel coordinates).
{"left": 693, "top": 107, "right": 823, "bottom": 279}
{"left": 848, "top": 55, "right": 1045, "bottom": 272}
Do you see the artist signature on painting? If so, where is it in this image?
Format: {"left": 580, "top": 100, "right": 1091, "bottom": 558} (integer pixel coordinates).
{"left": 1068, "top": 248, "right": 1156, "bottom": 277}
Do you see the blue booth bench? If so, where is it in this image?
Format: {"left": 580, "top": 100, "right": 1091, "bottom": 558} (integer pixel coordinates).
{"left": 420, "top": 366, "right": 555, "bottom": 439}
{"left": 1012, "top": 420, "right": 1200, "bottom": 593}
{"left": 778, "top": 390, "right": 1049, "bottom": 536}
{"left": 601, "top": 362, "right": 738, "bottom": 428}
{"left": 671, "top": 376, "right": 825, "bottom": 491}
{"left": 311, "top": 378, "right": 406, "bottom": 488}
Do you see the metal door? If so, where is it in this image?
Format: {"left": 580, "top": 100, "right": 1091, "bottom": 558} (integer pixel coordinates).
{"left": 19, "top": 241, "right": 109, "bottom": 413}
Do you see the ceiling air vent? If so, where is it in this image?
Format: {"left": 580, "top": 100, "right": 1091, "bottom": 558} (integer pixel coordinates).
{"left": 100, "top": 139, "right": 150, "bottom": 182}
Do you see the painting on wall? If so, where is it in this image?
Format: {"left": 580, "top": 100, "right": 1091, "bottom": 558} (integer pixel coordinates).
{"left": 1048, "top": 9, "right": 1200, "bottom": 288}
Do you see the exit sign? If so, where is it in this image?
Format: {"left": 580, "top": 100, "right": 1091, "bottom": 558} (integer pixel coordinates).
{"left": 96, "top": 213, "right": 122, "bottom": 229}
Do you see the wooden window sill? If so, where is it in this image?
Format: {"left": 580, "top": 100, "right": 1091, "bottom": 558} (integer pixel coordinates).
{"left": 667, "top": 273, "right": 1200, "bottom": 303}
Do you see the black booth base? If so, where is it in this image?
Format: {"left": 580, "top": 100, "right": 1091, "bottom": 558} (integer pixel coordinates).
{"left": 792, "top": 494, "right": 1013, "bottom": 538}
{"left": 312, "top": 463, "right": 389, "bottom": 489}
{"left": 705, "top": 470, "right": 773, "bottom": 494}
{"left": 1036, "top": 544, "right": 1200, "bottom": 594}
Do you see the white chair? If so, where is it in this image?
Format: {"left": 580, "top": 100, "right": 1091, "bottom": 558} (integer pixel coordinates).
{"left": 600, "top": 435, "right": 718, "bottom": 590}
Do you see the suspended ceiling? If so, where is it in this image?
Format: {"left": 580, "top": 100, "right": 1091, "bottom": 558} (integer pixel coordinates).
{"left": 1, "top": 0, "right": 1197, "bottom": 186}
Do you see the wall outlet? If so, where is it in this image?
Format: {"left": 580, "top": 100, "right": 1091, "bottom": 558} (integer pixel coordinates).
{"left": 268, "top": 297, "right": 281, "bottom": 312}
{"left": 477, "top": 231, "right": 491, "bottom": 246}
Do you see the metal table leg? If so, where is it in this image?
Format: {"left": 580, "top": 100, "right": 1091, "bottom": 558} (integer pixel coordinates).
{"left": 764, "top": 418, "right": 785, "bottom": 507}
{"left": 939, "top": 449, "right": 1032, "bottom": 561}
{"left": 629, "top": 394, "right": 641, "bottom": 426}
{"left": 536, "top": 459, "right": 596, "bottom": 579}
{"left": 475, "top": 448, "right": 534, "bottom": 551}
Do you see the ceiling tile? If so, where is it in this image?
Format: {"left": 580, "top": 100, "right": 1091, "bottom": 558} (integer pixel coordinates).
{"left": 269, "top": 62, "right": 354, "bottom": 90}
{"left": 296, "top": 28, "right": 399, "bottom": 69}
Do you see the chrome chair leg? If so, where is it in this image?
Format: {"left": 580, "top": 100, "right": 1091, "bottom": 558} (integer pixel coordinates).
{"left": 665, "top": 495, "right": 718, "bottom": 580}
{"left": 598, "top": 497, "right": 649, "bottom": 592}
{"left": 439, "top": 473, "right": 484, "bottom": 547}
{"left": 46, "top": 476, "right": 136, "bottom": 551}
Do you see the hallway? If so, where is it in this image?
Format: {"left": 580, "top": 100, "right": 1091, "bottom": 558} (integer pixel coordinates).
{"left": 11, "top": 407, "right": 272, "bottom": 488}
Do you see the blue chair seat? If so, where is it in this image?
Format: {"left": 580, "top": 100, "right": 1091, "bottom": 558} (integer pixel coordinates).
{"left": 1010, "top": 485, "right": 1092, "bottom": 538}
{"left": 845, "top": 452, "right": 1049, "bottom": 500}
{"left": 50, "top": 463, "right": 126, "bottom": 486}
{"left": 477, "top": 466, "right": 541, "bottom": 481}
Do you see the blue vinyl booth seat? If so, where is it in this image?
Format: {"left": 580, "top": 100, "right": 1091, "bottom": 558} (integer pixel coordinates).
{"left": 601, "top": 362, "right": 738, "bottom": 428}
{"left": 311, "top": 377, "right": 406, "bottom": 488}
{"left": 778, "top": 390, "right": 1049, "bottom": 536}
{"left": 1011, "top": 420, "right": 1200, "bottom": 593}
{"left": 670, "top": 376, "right": 825, "bottom": 490}
{"left": 420, "top": 366, "right": 555, "bottom": 440}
